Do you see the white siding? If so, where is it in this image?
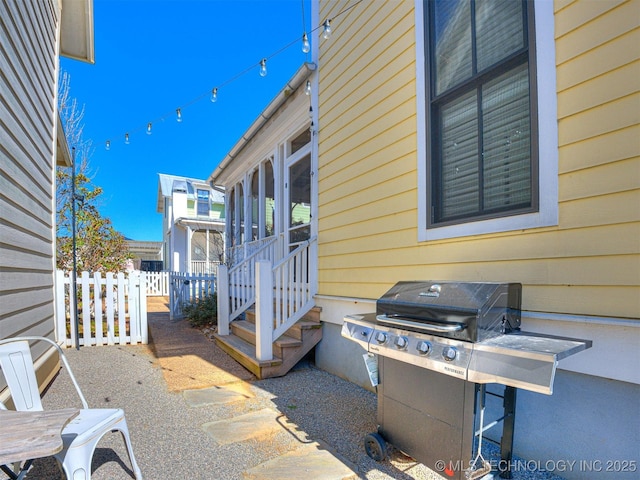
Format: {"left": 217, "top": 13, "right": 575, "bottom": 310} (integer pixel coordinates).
{"left": 0, "top": 0, "right": 59, "bottom": 343}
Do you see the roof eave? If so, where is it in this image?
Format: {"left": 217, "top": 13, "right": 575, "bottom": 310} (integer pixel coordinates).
{"left": 60, "top": 0, "right": 95, "bottom": 64}
{"left": 208, "top": 62, "right": 316, "bottom": 185}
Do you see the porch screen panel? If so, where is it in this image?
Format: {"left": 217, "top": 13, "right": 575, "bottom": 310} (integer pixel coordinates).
{"left": 237, "top": 183, "right": 244, "bottom": 245}
{"left": 289, "top": 154, "right": 311, "bottom": 246}
{"left": 250, "top": 171, "right": 259, "bottom": 240}
{"left": 264, "top": 160, "right": 275, "bottom": 237}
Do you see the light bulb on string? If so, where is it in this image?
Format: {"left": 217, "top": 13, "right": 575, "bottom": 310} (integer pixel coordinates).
{"left": 305, "top": 80, "right": 311, "bottom": 96}
{"left": 176, "top": 108, "right": 182, "bottom": 122}
{"left": 211, "top": 87, "right": 218, "bottom": 103}
{"left": 105, "top": 140, "right": 111, "bottom": 151}
{"left": 302, "top": 33, "right": 310, "bottom": 53}
{"left": 309, "top": 105, "right": 313, "bottom": 119}
{"left": 259, "top": 58, "right": 267, "bottom": 77}
{"left": 323, "top": 19, "right": 332, "bottom": 39}
{"left": 125, "top": 133, "right": 130, "bottom": 144}
{"left": 146, "top": 122, "right": 152, "bottom": 135}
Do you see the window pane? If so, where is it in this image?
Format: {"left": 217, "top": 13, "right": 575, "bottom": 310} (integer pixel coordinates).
{"left": 482, "top": 63, "right": 531, "bottom": 210}
{"left": 291, "top": 129, "right": 311, "bottom": 155}
{"left": 441, "top": 90, "right": 479, "bottom": 218}
{"left": 476, "top": 0, "right": 524, "bottom": 71}
{"left": 434, "top": 0, "right": 472, "bottom": 95}
{"left": 197, "top": 189, "right": 209, "bottom": 216}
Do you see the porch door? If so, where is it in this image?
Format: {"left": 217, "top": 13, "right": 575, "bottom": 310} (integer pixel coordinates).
{"left": 285, "top": 152, "right": 311, "bottom": 252}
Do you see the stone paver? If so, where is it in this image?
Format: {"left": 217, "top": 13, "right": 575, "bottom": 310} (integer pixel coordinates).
{"left": 183, "top": 383, "right": 253, "bottom": 407}
{"left": 202, "top": 407, "right": 286, "bottom": 445}
{"left": 244, "top": 441, "right": 358, "bottom": 480}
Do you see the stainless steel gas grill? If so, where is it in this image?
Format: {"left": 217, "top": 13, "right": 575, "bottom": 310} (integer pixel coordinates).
{"left": 342, "top": 281, "right": 592, "bottom": 480}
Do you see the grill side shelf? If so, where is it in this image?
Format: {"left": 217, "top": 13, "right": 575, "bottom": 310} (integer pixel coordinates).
{"left": 467, "top": 332, "right": 592, "bottom": 395}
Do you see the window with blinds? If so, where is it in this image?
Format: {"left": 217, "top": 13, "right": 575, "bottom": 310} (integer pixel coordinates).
{"left": 427, "top": 0, "right": 537, "bottom": 226}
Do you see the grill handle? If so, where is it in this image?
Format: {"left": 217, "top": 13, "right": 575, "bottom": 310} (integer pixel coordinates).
{"left": 376, "top": 314, "right": 465, "bottom": 333}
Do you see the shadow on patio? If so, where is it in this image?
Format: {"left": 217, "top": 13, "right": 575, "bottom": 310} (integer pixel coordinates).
{"left": 7, "top": 297, "right": 438, "bottom": 480}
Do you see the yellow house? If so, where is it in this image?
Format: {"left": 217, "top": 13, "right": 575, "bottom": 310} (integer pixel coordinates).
{"left": 312, "top": 0, "right": 639, "bottom": 476}
{"left": 211, "top": 0, "right": 637, "bottom": 475}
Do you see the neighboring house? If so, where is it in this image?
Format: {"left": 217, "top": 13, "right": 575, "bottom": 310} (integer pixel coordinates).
{"left": 212, "top": 0, "right": 638, "bottom": 477}
{"left": 0, "top": 0, "right": 94, "bottom": 396}
{"left": 157, "top": 173, "right": 225, "bottom": 274}
{"left": 126, "top": 240, "right": 164, "bottom": 271}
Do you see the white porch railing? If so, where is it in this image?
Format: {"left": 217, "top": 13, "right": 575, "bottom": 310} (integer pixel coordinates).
{"left": 191, "top": 260, "right": 220, "bottom": 275}
{"left": 169, "top": 272, "right": 216, "bottom": 320}
{"left": 227, "top": 236, "right": 282, "bottom": 267}
{"left": 218, "top": 236, "right": 317, "bottom": 361}
{"left": 55, "top": 270, "right": 148, "bottom": 347}
{"left": 220, "top": 236, "right": 279, "bottom": 325}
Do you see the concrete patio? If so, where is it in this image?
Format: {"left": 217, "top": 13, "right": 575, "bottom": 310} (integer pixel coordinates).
{"left": 12, "top": 297, "right": 443, "bottom": 480}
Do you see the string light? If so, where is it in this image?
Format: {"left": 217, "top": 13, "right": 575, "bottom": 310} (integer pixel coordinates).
{"left": 323, "top": 19, "right": 332, "bottom": 39}
{"left": 125, "top": 133, "right": 130, "bottom": 144}
{"left": 99, "top": 1, "right": 363, "bottom": 151}
{"left": 302, "top": 33, "right": 310, "bottom": 53}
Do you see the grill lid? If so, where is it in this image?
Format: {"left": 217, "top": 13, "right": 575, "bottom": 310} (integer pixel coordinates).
{"left": 376, "top": 281, "right": 522, "bottom": 342}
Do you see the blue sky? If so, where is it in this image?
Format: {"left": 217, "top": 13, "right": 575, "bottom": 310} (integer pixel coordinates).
{"left": 61, "top": 0, "right": 313, "bottom": 242}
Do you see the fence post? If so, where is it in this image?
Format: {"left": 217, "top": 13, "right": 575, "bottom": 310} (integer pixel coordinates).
{"left": 255, "top": 260, "right": 273, "bottom": 361}
{"left": 128, "top": 272, "right": 139, "bottom": 344}
{"left": 217, "top": 264, "right": 229, "bottom": 335}
{"left": 139, "top": 272, "right": 148, "bottom": 344}
{"left": 94, "top": 271, "right": 103, "bottom": 345}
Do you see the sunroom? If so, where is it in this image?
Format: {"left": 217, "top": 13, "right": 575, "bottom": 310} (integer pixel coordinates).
{"left": 208, "top": 63, "right": 318, "bottom": 365}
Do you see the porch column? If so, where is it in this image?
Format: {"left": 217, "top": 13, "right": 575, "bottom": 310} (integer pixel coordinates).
{"left": 186, "top": 226, "right": 193, "bottom": 274}
{"left": 255, "top": 259, "right": 273, "bottom": 361}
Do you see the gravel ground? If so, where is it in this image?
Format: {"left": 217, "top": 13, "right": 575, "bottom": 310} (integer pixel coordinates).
{"left": 4, "top": 342, "right": 565, "bottom": 480}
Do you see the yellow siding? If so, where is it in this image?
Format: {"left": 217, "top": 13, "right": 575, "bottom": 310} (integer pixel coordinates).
{"left": 317, "top": 0, "right": 640, "bottom": 318}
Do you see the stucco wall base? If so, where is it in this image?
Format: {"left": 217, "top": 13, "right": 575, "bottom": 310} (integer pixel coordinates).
{"left": 315, "top": 322, "right": 375, "bottom": 393}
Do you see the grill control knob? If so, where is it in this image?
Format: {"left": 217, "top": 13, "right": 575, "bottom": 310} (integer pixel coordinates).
{"left": 416, "top": 341, "right": 432, "bottom": 355}
{"left": 394, "top": 336, "right": 408, "bottom": 350}
{"left": 442, "top": 346, "right": 458, "bottom": 361}
{"left": 375, "top": 332, "right": 388, "bottom": 345}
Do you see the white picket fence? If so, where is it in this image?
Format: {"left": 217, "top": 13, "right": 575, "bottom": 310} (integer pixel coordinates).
{"left": 55, "top": 270, "right": 148, "bottom": 347}
{"left": 169, "top": 272, "right": 216, "bottom": 320}
{"left": 145, "top": 271, "right": 169, "bottom": 296}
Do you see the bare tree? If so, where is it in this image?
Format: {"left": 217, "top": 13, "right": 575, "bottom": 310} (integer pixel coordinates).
{"left": 56, "top": 71, "right": 132, "bottom": 272}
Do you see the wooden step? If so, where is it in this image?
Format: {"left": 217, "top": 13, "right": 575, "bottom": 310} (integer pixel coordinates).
{"left": 212, "top": 333, "right": 282, "bottom": 379}
{"left": 244, "top": 305, "right": 322, "bottom": 325}
{"left": 231, "top": 320, "right": 301, "bottom": 358}
{"left": 214, "top": 309, "right": 323, "bottom": 379}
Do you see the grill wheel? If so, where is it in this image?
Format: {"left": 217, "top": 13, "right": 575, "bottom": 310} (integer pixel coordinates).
{"left": 364, "top": 432, "right": 387, "bottom": 462}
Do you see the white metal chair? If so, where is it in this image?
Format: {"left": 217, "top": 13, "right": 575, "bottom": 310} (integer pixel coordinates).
{"left": 0, "top": 336, "right": 142, "bottom": 479}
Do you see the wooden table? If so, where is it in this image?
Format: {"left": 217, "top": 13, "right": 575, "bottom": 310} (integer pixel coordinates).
{"left": 0, "top": 408, "right": 79, "bottom": 479}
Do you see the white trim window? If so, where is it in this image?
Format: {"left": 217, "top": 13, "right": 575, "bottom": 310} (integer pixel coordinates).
{"left": 416, "top": 0, "right": 558, "bottom": 241}
{"left": 197, "top": 189, "right": 210, "bottom": 217}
